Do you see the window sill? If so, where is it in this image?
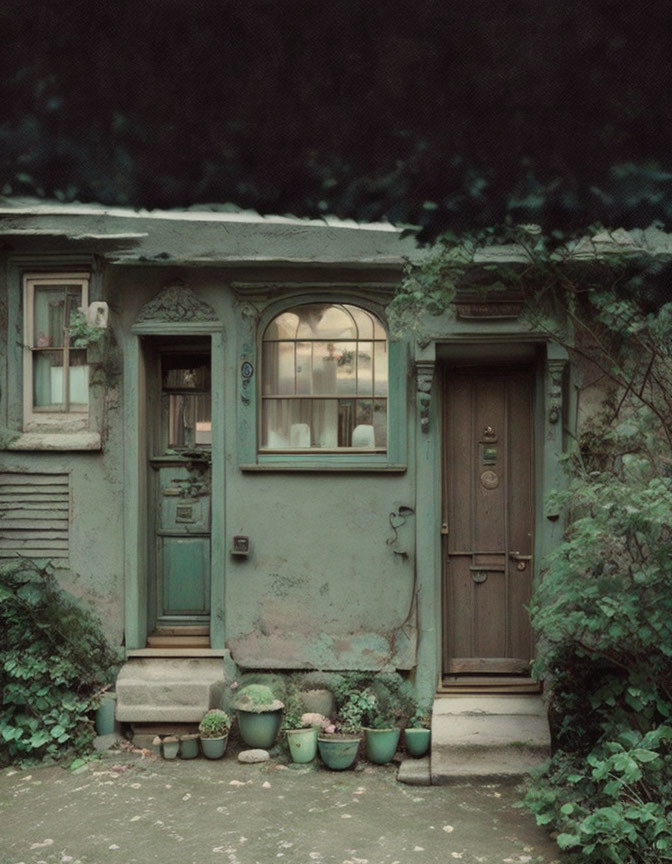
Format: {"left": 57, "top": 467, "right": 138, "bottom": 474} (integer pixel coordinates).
{"left": 6, "top": 431, "right": 101, "bottom": 451}
{"left": 240, "top": 461, "right": 407, "bottom": 473}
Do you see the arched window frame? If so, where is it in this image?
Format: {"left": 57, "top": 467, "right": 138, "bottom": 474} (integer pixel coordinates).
{"left": 260, "top": 302, "right": 388, "bottom": 453}
{"left": 237, "top": 294, "right": 407, "bottom": 471}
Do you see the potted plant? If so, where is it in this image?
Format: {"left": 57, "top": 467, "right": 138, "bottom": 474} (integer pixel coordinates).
{"left": 317, "top": 680, "right": 374, "bottom": 770}
{"left": 199, "top": 708, "right": 232, "bottom": 759}
{"left": 179, "top": 733, "right": 199, "bottom": 759}
{"left": 283, "top": 711, "right": 328, "bottom": 764}
{"left": 361, "top": 692, "right": 402, "bottom": 765}
{"left": 233, "top": 684, "right": 284, "bottom": 748}
{"left": 162, "top": 735, "right": 180, "bottom": 759}
{"left": 404, "top": 711, "right": 431, "bottom": 757}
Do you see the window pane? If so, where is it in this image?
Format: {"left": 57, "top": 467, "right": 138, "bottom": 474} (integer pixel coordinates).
{"left": 34, "top": 287, "right": 66, "bottom": 348}
{"left": 167, "top": 393, "right": 212, "bottom": 448}
{"left": 356, "top": 342, "right": 373, "bottom": 394}
{"left": 295, "top": 341, "right": 313, "bottom": 394}
{"left": 346, "top": 305, "right": 374, "bottom": 339}
{"left": 265, "top": 311, "right": 299, "bottom": 340}
{"left": 261, "top": 397, "right": 386, "bottom": 449}
{"left": 33, "top": 350, "right": 64, "bottom": 408}
{"left": 69, "top": 350, "right": 89, "bottom": 408}
{"left": 373, "top": 399, "right": 388, "bottom": 448}
{"left": 162, "top": 356, "right": 210, "bottom": 390}
{"left": 262, "top": 341, "right": 295, "bottom": 395}
{"left": 374, "top": 341, "right": 388, "bottom": 395}
{"left": 295, "top": 304, "right": 356, "bottom": 339}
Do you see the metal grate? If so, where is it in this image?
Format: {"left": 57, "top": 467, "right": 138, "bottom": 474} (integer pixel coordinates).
{"left": 0, "top": 472, "right": 69, "bottom": 559}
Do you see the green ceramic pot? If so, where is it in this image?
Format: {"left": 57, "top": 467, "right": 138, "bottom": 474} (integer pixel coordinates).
{"left": 237, "top": 709, "right": 283, "bottom": 748}
{"left": 94, "top": 693, "right": 116, "bottom": 736}
{"left": 162, "top": 737, "right": 179, "bottom": 759}
{"left": 317, "top": 735, "right": 360, "bottom": 770}
{"left": 404, "top": 727, "right": 431, "bottom": 757}
{"left": 364, "top": 727, "right": 401, "bottom": 764}
{"left": 286, "top": 727, "right": 318, "bottom": 763}
{"left": 180, "top": 734, "right": 199, "bottom": 759}
{"left": 200, "top": 733, "right": 229, "bottom": 759}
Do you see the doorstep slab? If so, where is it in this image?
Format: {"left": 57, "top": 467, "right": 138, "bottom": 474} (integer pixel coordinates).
{"left": 115, "top": 658, "right": 228, "bottom": 723}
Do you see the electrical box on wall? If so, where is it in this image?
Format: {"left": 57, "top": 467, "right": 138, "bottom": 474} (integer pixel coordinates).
{"left": 231, "top": 535, "right": 250, "bottom": 556}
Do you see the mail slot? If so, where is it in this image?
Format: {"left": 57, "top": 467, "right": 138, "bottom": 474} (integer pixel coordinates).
{"left": 469, "top": 564, "right": 505, "bottom": 584}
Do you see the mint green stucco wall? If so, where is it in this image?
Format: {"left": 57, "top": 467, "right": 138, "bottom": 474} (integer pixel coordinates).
{"left": 1, "top": 239, "right": 570, "bottom": 710}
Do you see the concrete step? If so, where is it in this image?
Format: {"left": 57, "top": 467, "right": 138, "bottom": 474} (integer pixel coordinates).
{"left": 115, "top": 657, "right": 229, "bottom": 723}
{"left": 430, "top": 694, "right": 550, "bottom": 784}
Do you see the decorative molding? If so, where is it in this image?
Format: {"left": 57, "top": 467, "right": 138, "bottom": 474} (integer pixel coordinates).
{"left": 135, "top": 280, "right": 218, "bottom": 323}
{"left": 416, "top": 360, "right": 435, "bottom": 434}
{"left": 547, "top": 356, "right": 567, "bottom": 425}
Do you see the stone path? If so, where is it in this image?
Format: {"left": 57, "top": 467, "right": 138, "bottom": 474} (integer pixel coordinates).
{"left": 0, "top": 752, "right": 562, "bottom": 864}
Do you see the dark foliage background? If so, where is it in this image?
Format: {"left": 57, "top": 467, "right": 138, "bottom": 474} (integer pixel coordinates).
{"left": 1, "top": 0, "right": 671, "bottom": 235}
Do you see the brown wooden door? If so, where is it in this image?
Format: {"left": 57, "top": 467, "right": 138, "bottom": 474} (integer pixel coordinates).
{"left": 442, "top": 368, "right": 534, "bottom": 679}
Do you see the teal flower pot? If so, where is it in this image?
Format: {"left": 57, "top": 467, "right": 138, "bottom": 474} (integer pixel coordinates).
{"left": 94, "top": 693, "right": 116, "bottom": 736}
{"left": 286, "top": 727, "right": 318, "bottom": 763}
{"left": 404, "top": 727, "right": 431, "bottom": 757}
{"left": 180, "top": 734, "right": 199, "bottom": 759}
{"left": 237, "top": 709, "right": 283, "bottom": 748}
{"left": 364, "top": 727, "right": 401, "bottom": 764}
{"left": 317, "top": 735, "right": 360, "bottom": 770}
{"left": 200, "top": 733, "right": 229, "bottom": 759}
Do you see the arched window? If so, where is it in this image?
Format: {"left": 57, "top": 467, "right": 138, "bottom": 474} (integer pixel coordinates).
{"left": 261, "top": 303, "right": 388, "bottom": 450}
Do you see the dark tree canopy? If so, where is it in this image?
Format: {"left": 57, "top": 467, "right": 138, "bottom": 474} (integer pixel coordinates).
{"left": 2, "top": 0, "right": 671, "bottom": 236}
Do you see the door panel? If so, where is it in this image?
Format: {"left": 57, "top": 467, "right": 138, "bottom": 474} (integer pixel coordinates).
{"left": 153, "top": 460, "right": 211, "bottom": 626}
{"left": 443, "top": 369, "right": 534, "bottom": 677}
{"left": 160, "top": 536, "right": 210, "bottom": 616}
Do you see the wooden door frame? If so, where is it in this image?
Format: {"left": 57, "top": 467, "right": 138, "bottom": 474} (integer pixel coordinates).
{"left": 123, "top": 304, "right": 226, "bottom": 652}
{"left": 439, "top": 362, "right": 537, "bottom": 691}
{"left": 410, "top": 337, "right": 571, "bottom": 706}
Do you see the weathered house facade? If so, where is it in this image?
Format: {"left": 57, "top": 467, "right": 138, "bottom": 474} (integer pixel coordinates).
{"left": 0, "top": 203, "right": 573, "bottom": 747}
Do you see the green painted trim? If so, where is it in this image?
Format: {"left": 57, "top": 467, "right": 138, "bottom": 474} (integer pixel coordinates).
{"left": 412, "top": 343, "right": 442, "bottom": 707}
{"left": 236, "top": 292, "right": 408, "bottom": 470}
{"left": 209, "top": 331, "right": 227, "bottom": 649}
{"left": 123, "top": 335, "right": 147, "bottom": 650}
{"left": 131, "top": 322, "right": 223, "bottom": 335}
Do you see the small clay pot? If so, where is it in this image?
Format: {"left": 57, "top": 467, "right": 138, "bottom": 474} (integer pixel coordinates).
{"left": 162, "top": 736, "right": 179, "bottom": 760}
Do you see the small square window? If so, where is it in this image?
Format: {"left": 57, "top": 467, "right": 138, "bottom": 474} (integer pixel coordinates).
{"left": 23, "top": 273, "right": 90, "bottom": 430}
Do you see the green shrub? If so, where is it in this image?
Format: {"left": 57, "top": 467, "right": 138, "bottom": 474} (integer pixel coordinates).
{"left": 0, "top": 561, "right": 121, "bottom": 764}
{"left": 525, "top": 416, "right": 672, "bottom": 863}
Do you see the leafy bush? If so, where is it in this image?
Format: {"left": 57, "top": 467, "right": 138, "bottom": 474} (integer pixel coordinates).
{"left": 525, "top": 414, "right": 672, "bottom": 863}
{"left": 0, "top": 561, "right": 121, "bottom": 764}
{"left": 332, "top": 671, "right": 417, "bottom": 732}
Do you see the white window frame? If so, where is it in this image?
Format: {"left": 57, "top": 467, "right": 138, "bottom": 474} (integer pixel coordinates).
{"left": 23, "top": 272, "right": 90, "bottom": 432}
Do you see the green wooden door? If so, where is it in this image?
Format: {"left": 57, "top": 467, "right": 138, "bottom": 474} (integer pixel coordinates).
{"left": 154, "top": 462, "right": 211, "bottom": 625}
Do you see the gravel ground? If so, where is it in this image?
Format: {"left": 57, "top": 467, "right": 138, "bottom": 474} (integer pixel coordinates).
{"left": 0, "top": 748, "right": 562, "bottom": 864}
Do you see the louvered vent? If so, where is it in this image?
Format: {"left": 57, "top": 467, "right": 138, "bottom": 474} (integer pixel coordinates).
{"left": 0, "top": 472, "right": 69, "bottom": 559}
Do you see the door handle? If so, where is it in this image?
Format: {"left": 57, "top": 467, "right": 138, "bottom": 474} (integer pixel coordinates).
{"left": 509, "top": 552, "right": 532, "bottom": 561}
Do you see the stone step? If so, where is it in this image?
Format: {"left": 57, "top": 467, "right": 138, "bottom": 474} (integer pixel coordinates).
{"left": 115, "top": 657, "right": 229, "bottom": 723}
{"left": 430, "top": 694, "right": 550, "bottom": 785}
